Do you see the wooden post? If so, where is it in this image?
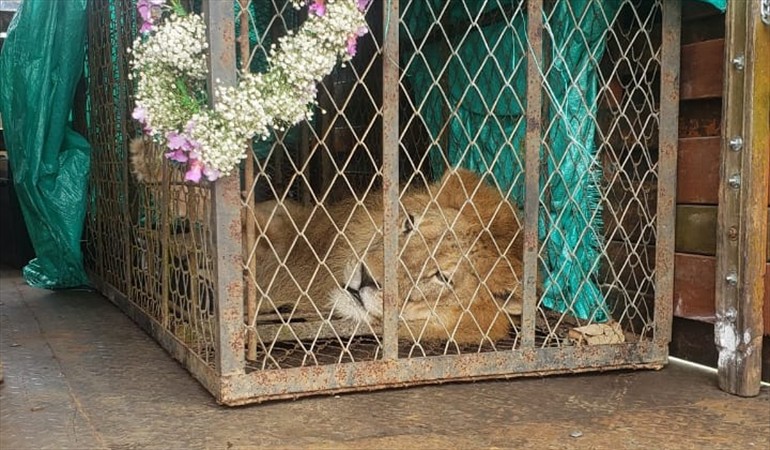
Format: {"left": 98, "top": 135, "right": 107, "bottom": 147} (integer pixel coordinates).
{"left": 715, "top": 0, "right": 769, "bottom": 397}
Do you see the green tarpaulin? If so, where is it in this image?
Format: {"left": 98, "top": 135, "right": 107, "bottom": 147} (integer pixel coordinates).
{"left": 0, "top": 0, "right": 91, "bottom": 289}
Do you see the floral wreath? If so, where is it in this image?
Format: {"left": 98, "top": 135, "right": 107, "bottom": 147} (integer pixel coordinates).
{"left": 130, "top": 0, "right": 369, "bottom": 183}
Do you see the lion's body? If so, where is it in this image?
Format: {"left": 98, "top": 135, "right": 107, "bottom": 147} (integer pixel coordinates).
{"left": 255, "top": 169, "right": 525, "bottom": 345}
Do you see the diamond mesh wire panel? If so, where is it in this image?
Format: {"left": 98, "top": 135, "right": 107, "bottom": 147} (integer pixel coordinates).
{"left": 84, "top": 0, "right": 132, "bottom": 294}
{"left": 84, "top": 0, "right": 217, "bottom": 367}
{"left": 240, "top": 0, "right": 666, "bottom": 375}
{"left": 533, "top": 0, "right": 664, "bottom": 346}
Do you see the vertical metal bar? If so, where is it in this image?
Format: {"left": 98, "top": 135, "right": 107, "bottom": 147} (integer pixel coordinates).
{"left": 381, "top": 0, "right": 400, "bottom": 360}
{"left": 715, "top": 0, "right": 769, "bottom": 397}
{"left": 521, "top": 0, "right": 543, "bottom": 349}
{"left": 203, "top": 0, "right": 245, "bottom": 377}
{"left": 160, "top": 155, "right": 171, "bottom": 329}
{"left": 653, "top": 0, "right": 680, "bottom": 350}
{"left": 237, "top": 0, "right": 258, "bottom": 362}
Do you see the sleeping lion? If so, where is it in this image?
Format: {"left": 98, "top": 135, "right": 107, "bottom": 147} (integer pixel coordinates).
{"left": 130, "top": 138, "right": 526, "bottom": 345}
{"left": 254, "top": 169, "right": 525, "bottom": 345}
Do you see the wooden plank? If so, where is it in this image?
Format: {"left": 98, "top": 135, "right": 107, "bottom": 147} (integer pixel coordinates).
{"left": 680, "top": 39, "right": 724, "bottom": 100}
{"left": 675, "top": 206, "right": 770, "bottom": 258}
{"left": 675, "top": 205, "right": 717, "bottom": 255}
{"left": 674, "top": 253, "right": 716, "bottom": 322}
{"left": 678, "top": 98, "right": 722, "bottom": 138}
{"left": 676, "top": 136, "right": 720, "bottom": 204}
{"left": 681, "top": 13, "right": 725, "bottom": 45}
{"left": 714, "top": 0, "right": 769, "bottom": 397}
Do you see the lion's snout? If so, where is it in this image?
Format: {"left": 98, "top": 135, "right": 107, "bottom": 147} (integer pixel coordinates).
{"left": 339, "top": 262, "right": 383, "bottom": 320}
{"left": 345, "top": 262, "right": 380, "bottom": 292}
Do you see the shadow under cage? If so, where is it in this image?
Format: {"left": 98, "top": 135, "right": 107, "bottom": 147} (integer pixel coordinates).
{"left": 83, "top": 0, "right": 679, "bottom": 404}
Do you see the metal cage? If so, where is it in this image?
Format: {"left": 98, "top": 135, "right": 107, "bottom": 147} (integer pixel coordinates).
{"left": 84, "top": 0, "right": 680, "bottom": 405}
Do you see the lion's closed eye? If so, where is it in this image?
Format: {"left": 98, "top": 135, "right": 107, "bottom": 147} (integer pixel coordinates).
{"left": 431, "top": 271, "right": 453, "bottom": 286}
{"left": 401, "top": 213, "right": 415, "bottom": 234}
{"left": 493, "top": 290, "right": 512, "bottom": 301}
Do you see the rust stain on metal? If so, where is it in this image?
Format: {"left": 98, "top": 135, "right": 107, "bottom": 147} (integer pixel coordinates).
{"left": 229, "top": 218, "right": 241, "bottom": 239}
{"left": 652, "top": 0, "right": 680, "bottom": 348}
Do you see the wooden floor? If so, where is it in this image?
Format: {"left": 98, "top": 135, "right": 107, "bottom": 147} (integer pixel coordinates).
{"left": 1, "top": 268, "right": 768, "bottom": 450}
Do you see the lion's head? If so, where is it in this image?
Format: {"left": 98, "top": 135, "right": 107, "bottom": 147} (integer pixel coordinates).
{"left": 326, "top": 169, "right": 524, "bottom": 345}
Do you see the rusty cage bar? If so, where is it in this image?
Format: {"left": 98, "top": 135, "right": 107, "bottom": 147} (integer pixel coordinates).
{"left": 83, "top": 0, "right": 681, "bottom": 405}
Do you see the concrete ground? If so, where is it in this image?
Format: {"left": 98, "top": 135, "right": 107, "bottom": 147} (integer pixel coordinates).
{"left": 1, "top": 268, "right": 768, "bottom": 450}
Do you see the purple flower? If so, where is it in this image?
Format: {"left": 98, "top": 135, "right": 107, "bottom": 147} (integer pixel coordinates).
{"left": 309, "top": 0, "right": 326, "bottom": 17}
{"left": 132, "top": 106, "right": 148, "bottom": 123}
{"left": 346, "top": 35, "right": 358, "bottom": 56}
{"left": 137, "top": 1, "right": 152, "bottom": 21}
{"left": 137, "top": 0, "right": 164, "bottom": 34}
{"left": 164, "top": 131, "right": 202, "bottom": 163}
{"left": 132, "top": 106, "right": 153, "bottom": 133}
{"left": 356, "top": 25, "right": 368, "bottom": 37}
{"left": 165, "top": 149, "right": 189, "bottom": 163}
{"left": 166, "top": 131, "right": 188, "bottom": 150}
{"left": 203, "top": 166, "right": 221, "bottom": 182}
{"left": 139, "top": 21, "right": 154, "bottom": 34}
{"left": 356, "top": 0, "right": 371, "bottom": 11}
{"left": 185, "top": 160, "right": 203, "bottom": 183}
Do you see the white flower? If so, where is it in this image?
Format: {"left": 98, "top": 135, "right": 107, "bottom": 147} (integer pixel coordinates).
{"left": 130, "top": 0, "right": 368, "bottom": 181}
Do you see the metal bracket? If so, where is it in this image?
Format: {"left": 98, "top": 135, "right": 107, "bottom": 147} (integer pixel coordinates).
{"left": 762, "top": 0, "right": 770, "bottom": 26}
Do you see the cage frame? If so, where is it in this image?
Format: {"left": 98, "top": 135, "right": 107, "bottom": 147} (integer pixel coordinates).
{"left": 85, "top": 0, "right": 681, "bottom": 405}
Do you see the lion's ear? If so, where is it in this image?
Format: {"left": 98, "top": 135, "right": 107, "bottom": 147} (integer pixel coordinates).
{"left": 432, "top": 168, "right": 484, "bottom": 210}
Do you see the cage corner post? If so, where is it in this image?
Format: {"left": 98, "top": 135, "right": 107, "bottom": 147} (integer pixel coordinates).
{"left": 203, "top": 0, "right": 246, "bottom": 388}
{"left": 715, "top": 0, "right": 770, "bottom": 397}
{"left": 653, "top": 0, "right": 682, "bottom": 356}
